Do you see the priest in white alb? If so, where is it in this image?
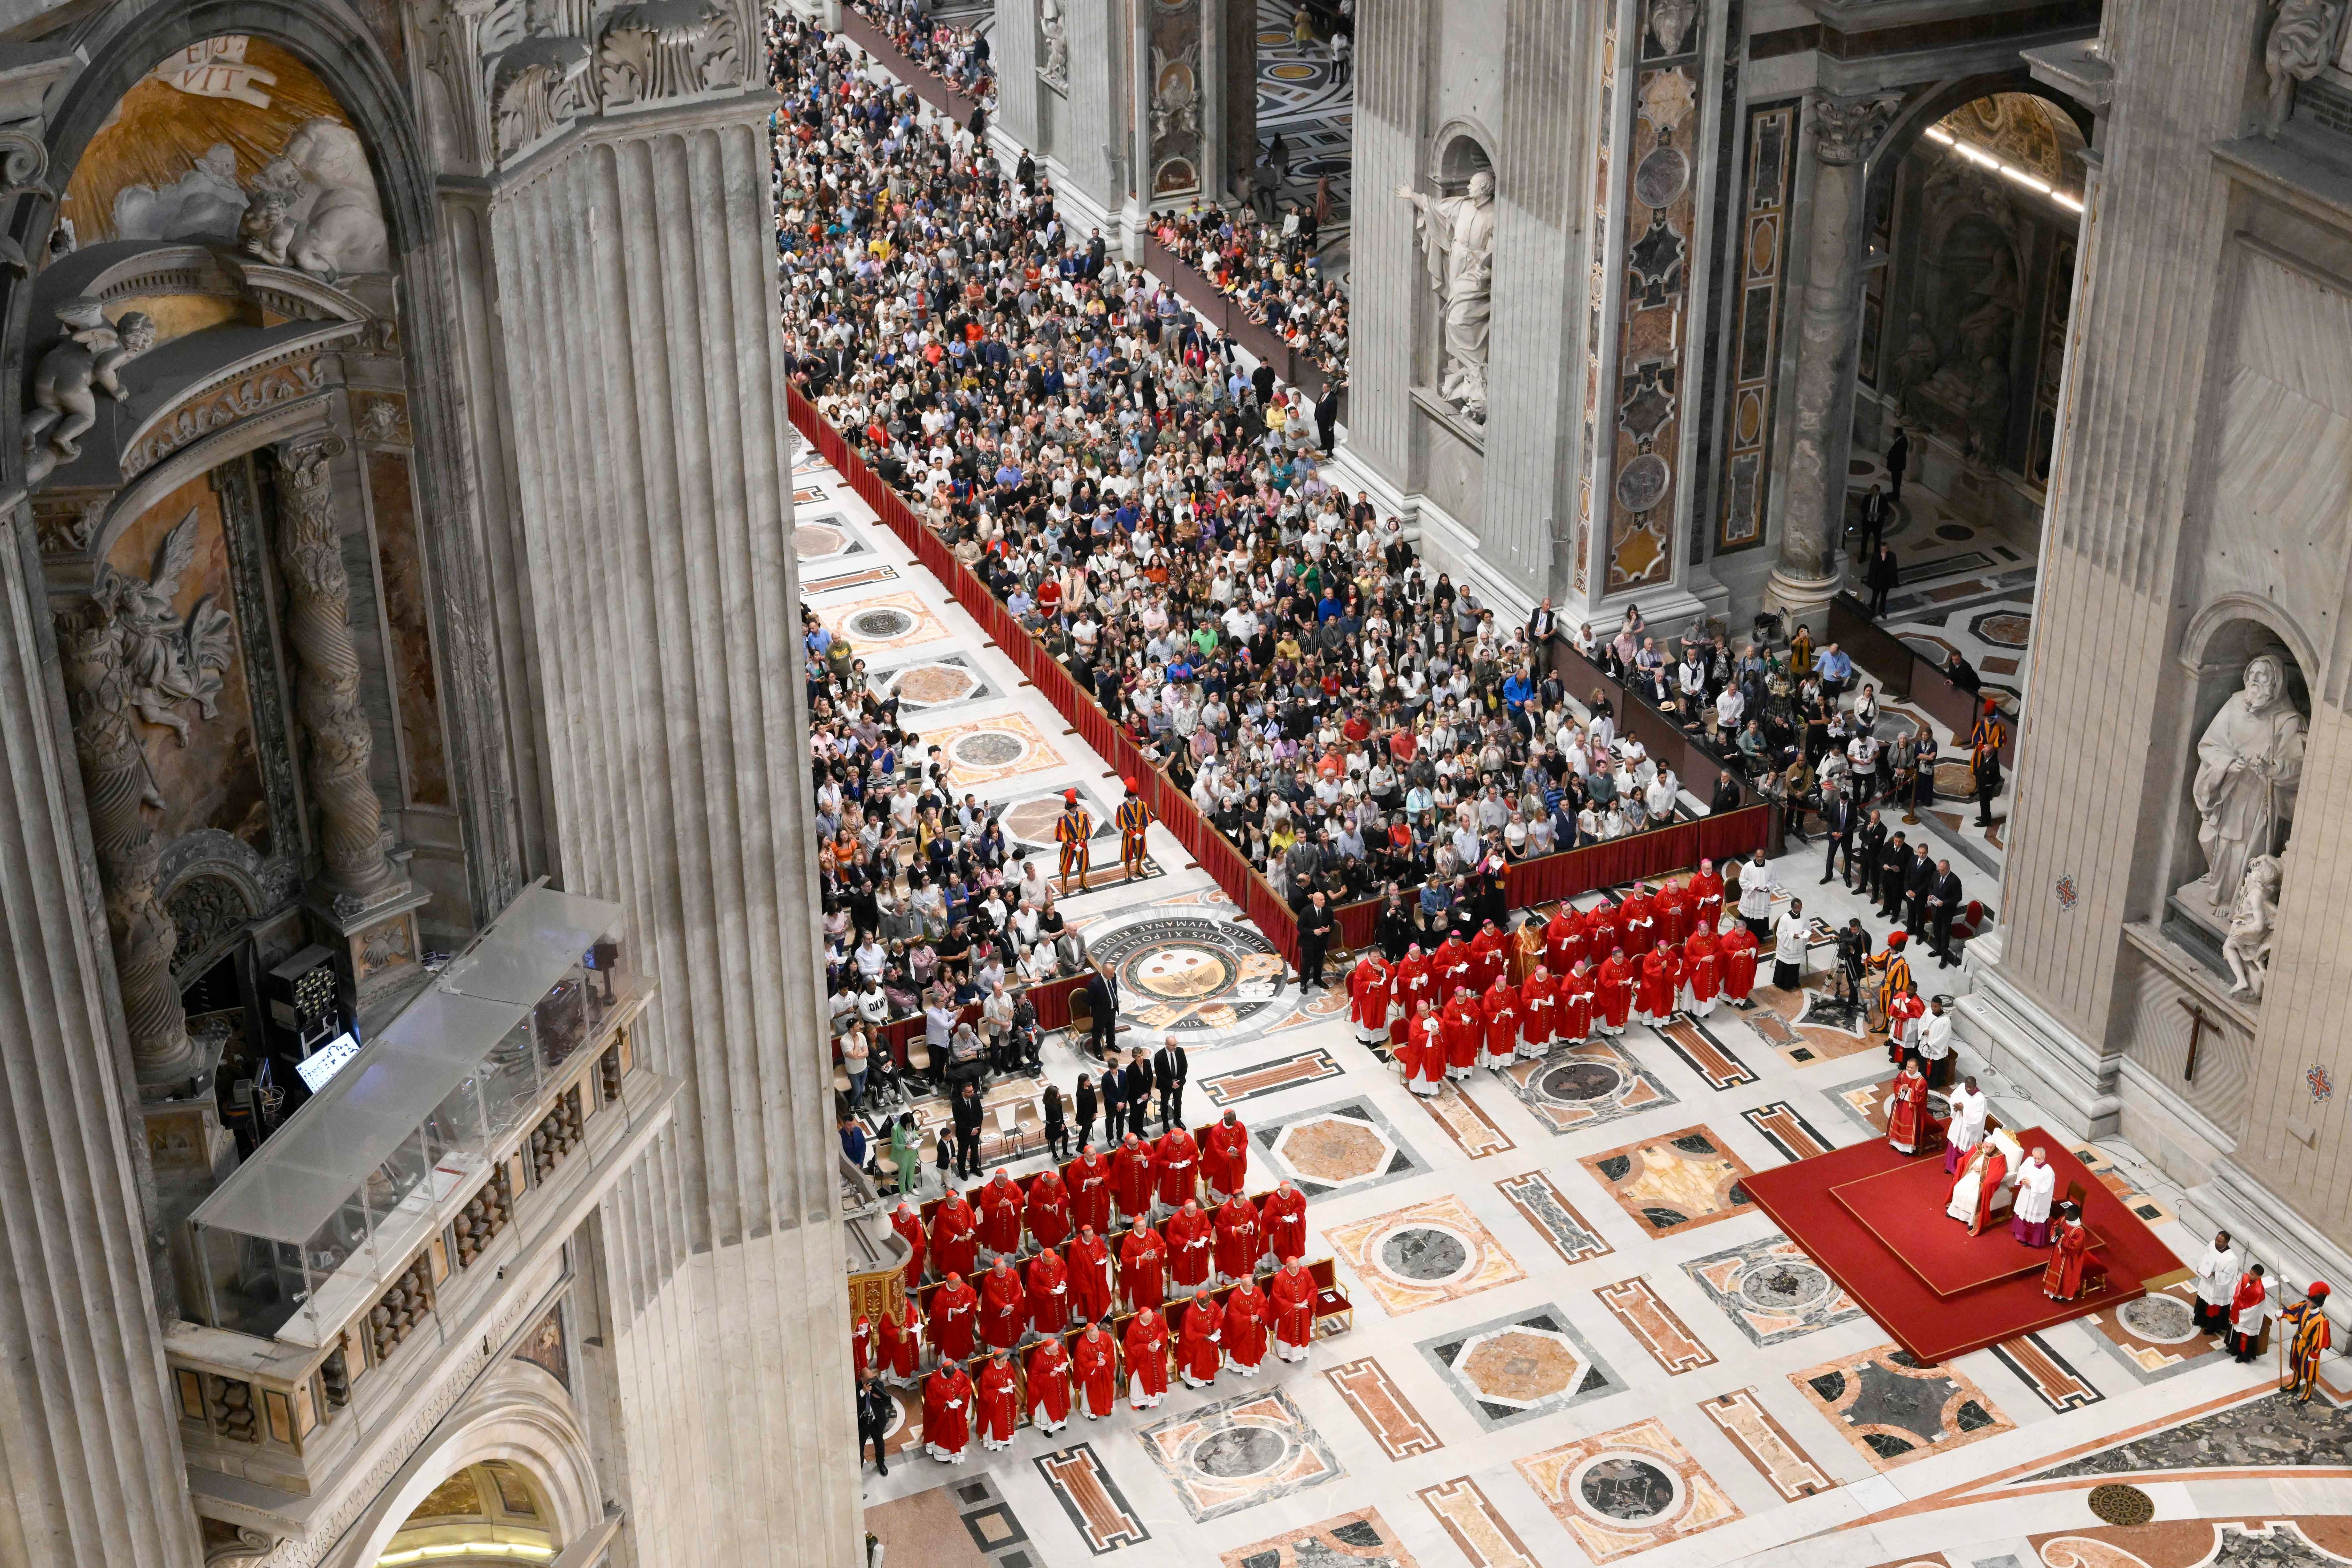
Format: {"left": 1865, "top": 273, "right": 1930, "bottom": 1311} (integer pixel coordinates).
{"left": 2010, "top": 1147, "right": 2058, "bottom": 1246}
{"left": 1943, "top": 1076, "right": 1988, "bottom": 1176}
{"left": 2192, "top": 1230, "right": 2243, "bottom": 1334}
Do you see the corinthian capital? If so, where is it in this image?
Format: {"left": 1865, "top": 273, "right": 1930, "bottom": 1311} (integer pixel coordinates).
{"left": 1810, "top": 93, "right": 1903, "bottom": 166}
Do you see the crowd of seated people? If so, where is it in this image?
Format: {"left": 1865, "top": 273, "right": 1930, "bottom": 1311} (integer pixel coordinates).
{"left": 769, "top": 16, "right": 1732, "bottom": 951}
{"left": 1149, "top": 202, "right": 1349, "bottom": 385}
{"left": 841, "top": 0, "right": 996, "bottom": 102}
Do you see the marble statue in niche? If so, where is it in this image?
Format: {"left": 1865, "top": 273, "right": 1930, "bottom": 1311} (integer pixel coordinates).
{"left": 91, "top": 509, "right": 237, "bottom": 749}
{"left": 1395, "top": 169, "right": 1497, "bottom": 422}
{"left": 2262, "top": 0, "right": 2342, "bottom": 139}
{"left": 1039, "top": 0, "right": 1068, "bottom": 87}
{"left": 23, "top": 299, "right": 155, "bottom": 481}
{"left": 2183, "top": 652, "right": 2305, "bottom": 928}
{"left": 2223, "top": 854, "right": 2282, "bottom": 1000}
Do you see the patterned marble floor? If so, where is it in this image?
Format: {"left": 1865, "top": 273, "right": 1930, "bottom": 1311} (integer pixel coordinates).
{"left": 1255, "top": 0, "right": 1354, "bottom": 248}
{"left": 795, "top": 439, "right": 2351, "bottom": 1568}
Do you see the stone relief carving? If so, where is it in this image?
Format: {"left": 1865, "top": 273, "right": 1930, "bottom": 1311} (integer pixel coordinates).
{"left": 91, "top": 510, "right": 237, "bottom": 747}
{"left": 600, "top": 0, "right": 743, "bottom": 109}
{"left": 123, "top": 356, "right": 328, "bottom": 479}
{"left": 274, "top": 436, "right": 396, "bottom": 899}
{"left": 493, "top": 39, "right": 594, "bottom": 161}
{"left": 116, "top": 143, "right": 248, "bottom": 244}
{"left": 1810, "top": 94, "right": 1902, "bottom": 166}
{"left": 2262, "top": 0, "right": 2341, "bottom": 139}
{"left": 54, "top": 600, "right": 194, "bottom": 1085}
{"left": 239, "top": 158, "right": 304, "bottom": 265}
{"left": 202, "top": 1524, "right": 281, "bottom": 1567}
{"left": 24, "top": 299, "right": 156, "bottom": 483}
{"left": 1150, "top": 45, "right": 1200, "bottom": 156}
{"left": 2184, "top": 651, "right": 2306, "bottom": 927}
{"left": 33, "top": 494, "right": 107, "bottom": 557}
{"left": 2223, "top": 854, "right": 2282, "bottom": 1000}
{"left": 1396, "top": 170, "right": 1497, "bottom": 422}
{"left": 1039, "top": 0, "right": 1068, "bottom": 87}
{"left": 1647, "top": 0, "right": 1696, "bottom": 56}
{"left": 168, "top": 874, "right": 250, "bottom": 973}
{"left": 355, "top": 394, "right": 414, "bottom": 446}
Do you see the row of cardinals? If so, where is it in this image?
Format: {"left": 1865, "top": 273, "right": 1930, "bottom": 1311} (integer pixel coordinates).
{"left": 865, "top": 1261, "right": 1329, "bottom": 1459}
{"left": 890, "top": 1122, "right": 1288, "bottom": 1276}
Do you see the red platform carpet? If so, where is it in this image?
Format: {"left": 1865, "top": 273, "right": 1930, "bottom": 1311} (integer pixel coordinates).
{"left": 1743, "top": 1126, "right": 2188, "bottom": 1363}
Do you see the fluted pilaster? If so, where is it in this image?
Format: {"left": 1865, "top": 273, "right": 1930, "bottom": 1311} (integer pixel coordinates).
{"left": 1345, "top": 0, "right": 1426, "bottom": 492}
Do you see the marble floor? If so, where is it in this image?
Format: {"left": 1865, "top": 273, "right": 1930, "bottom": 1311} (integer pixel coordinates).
{"left": 795, "top": 436, "right": 2352, "bottom": 1568}
{"left": 1255, "top": 0, "right": 1354, "bottom": 263}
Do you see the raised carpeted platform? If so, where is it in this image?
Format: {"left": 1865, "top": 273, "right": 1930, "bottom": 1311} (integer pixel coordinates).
{"left": 1743, "top": 1125, "right": 2187, "bottom": 1363}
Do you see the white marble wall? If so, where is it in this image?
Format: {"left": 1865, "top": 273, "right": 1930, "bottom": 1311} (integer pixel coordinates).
{"left": 487, "top": 96, "right": 859, "bottom": 1568}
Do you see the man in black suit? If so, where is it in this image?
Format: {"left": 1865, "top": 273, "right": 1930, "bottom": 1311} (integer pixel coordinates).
{"left": 1943, "top": 649, "right": 1983, "bottom": 696}
{"left": 1819, "top": 781, "right": 1856, "bottom": 886}
{"left": 1885, "top": 426, "right": 1910, "bottom": 504}
{"left": 1122, "top": 1048, "right": 1153, "bottom": 1140}
{"left": 1081, "top": 964, "right": 1117, "bottom": 1059}
{"left": 1903, "top": 850, "right": 1936, "bottom": 935}
{"left": 950, "top": 1082, "right": 984, "bottom": 1178}
{"left": 857, "top": 1373, "right": 893, "bottom": 1475}
{"left": 1084, "top": 227, "right": 1106, "bottom": 279}
{"left": 1877, "top": 832, "right": 1914, "bottom": 921}
{"left": 1864, "top": 542, "right": 1900, "bottom": 619}
{"left": 1855, "top": 808, "right": 1889, "bottom": 899}
{"left": 1857, "top": 484, "right": 1889, "bottom": 558}
{"left": 1298, "top": 892, "right": 1336, "bottom": 990}
{"left": 1153, "top": 1034, "right": 1190, "bottom": 1134}
{"left": 1926, "top": 859, "right": 1965, "bottom": 965}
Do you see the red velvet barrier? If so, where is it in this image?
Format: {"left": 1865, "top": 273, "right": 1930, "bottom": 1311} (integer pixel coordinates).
{"left": 790, "top": 386, "right": 1304, "bottom": 967}
{"left": 1329, "top": 803, "right": 1778, "bottom": 951}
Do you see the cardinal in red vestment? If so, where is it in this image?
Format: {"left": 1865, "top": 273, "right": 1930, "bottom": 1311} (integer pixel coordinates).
{"left": 1480, "top": 975, "right": 1519, "bottom": 1070}
{"left": 873, "top": 1308, "right": 901, "bottom": 1385}
{"left": 931, "top": 1191, "right": 978, "bottom": 1280}
{"left": 1469, "top": 920, "right": 1506, "bottom": 993}
{"left": 1691, "top": 858, "right": 1726, "bottom": 932}
{"left": 1111, "top": 1134, "right": 1154, "bottom": 1224}
{"left": 979, "top": 1257, "right": 1028, "bottom": 1350}
{"left": 1202, "top": 1110, "right": 1250, "bottom": 1200}
{"left": 1152, "top": 1125, "right": 1200, "bottom": 1213}
{"left": 1441, "top": 990, "right": 1482, "bottom": 1078}
{"left": 1544, "top": 905, "right": 1583, "bottom": 975}
{"left": 975, "top": 1351, "right": 1019, "bottom": 1450}
{"left": 1068, "top": 1224, "right": 1114, "bottom": 1321}
{"left": 1223, "top": 1277, "right": 1270, "bottom": 1375}
{"left": 922, "top": 1362, "right": 973, "bottom": 1460}
{"left": 931, "top": 1271, "right": 979, "bottom": 1361}
{"left": 1397, "top": 1002, "right": 1440, "bottom": 1095}
{"left": 1886, "top": 1060, "right": 1930, "bottom": 1155}
{"left": 1395, "top": 944, "right": 1433, "bottom": 1019}
{"left": 1025, "top": 1168, "right": 1072, "bottom": 1249}
{"left": 1518, "top": 964, "right": 1556, "bottom": 1058}
{"left": 1720, "top": 923, "right": 1759, "bottom": 1001}
{"left": 976, "top": 1169, "right": 1024, "bottom": 1256}
{"left": 1656, "top": 879, "right": 1691, "bottom": 947}
{"left": 1619, "top": 887, "right": 1658, "bottom": 956}
{"left": 1259, "top": 1181, "right": 1306, "bottom": 1269}
{"left": 1348, "top": 950, "right": 1394, "bottom": 1044}
{"left": 1684, "top": 927, "right": 1722, "bottom": 1014}
{"left": 1119, "top": 1222, "right": 1167, "bottom": 1310}
{"left": 1071, "top": 1320, "right": 1119, "bottom": 1418}
{"left": 2042, "top": 1206, "right": 2092, "bottom": 1300}
{"left": 1124, "top": 1307, "right": 1171, "bottom": 1407}
{"left": 1437, "top": 933, "right": 1475, "bottom": 999}
{"left": 1635, "top": 945, "right": 1680, "bottom": 1025}
{"left": 1269, "top": 1257, "right": 1317, "bottom": 1361}
{"left": 1026, "top": 1336, "right": 1073, "bottom": 1433}
{"left": 1214, "top": 1194, "right": 1262, "bottom": 1283}
{"left": 885, "top": 1298, "right": 924, "bottom": 1384}
{"left": 1067, "top": 1145, "right": 1113, "bottom": 1234}
{"left": 1596, "top": 948, "right": 1635, "bottom": 1033}
{"left": 1166, "top": 1198, "right": 1213, "bottom": 1291}
{"left": 1177, "top": 1289, "right": 1223, "bottom": 1387}
{"left": 1026, "top": 1246, "right": 1072, "bottom": 1335}
{"left": 1585, "top": 899, "right": 1623, "bottom": 963}
{"left": 1561, "top": 961, "right": 1597, "bottom": 1042}
{"left": 890, "top": 1201, "right": 928, "bottom": 1287}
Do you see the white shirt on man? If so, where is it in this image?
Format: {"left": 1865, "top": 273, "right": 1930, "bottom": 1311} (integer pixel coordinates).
{"left": 2013, "top": 1156, "right": 2056, "bottom": 1224}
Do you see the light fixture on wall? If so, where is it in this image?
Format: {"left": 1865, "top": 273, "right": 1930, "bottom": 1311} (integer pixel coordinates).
{"left": 1923, "top": 126, "right": 2085, "bottom": 213}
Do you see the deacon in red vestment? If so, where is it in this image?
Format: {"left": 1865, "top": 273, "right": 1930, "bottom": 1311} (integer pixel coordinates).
{"left": 1656, "top": 879, "right": 1691, "bottom": 947}
{"left": 975, "top": 1352, "right": 1019, "bottom": 1450}
{"left": 1544, "top": 906, "right": 1581, "bottom": 975}
{"left": 1349, "top": 951, "right": 1395, "bottom": 1045}
{"left": 1068, "top": 1225, "right": 1114, "bottom": 1321}
{"left": 1202, "top": 1110, "right": 1250, "bottom": 1200}
{"left": 1166, "top": 1199, "right": 1213, "bottom": 1291}
{"left": 1887, "top": 1061, "right": 1930, "bottom": 1155}
{"left": 1519, "top": 965, "right": 1557, "bottom": 1059}
{"left": 931, "top": 1271, "right": 979, "bottom": 1361}
{"left": 852, "top": 1314, "right": 872, "bottom": 1380}
{"left": 1259, "top": 1180, "right": 1307, "bottom": 1268}
{"left": 931, "top": 1191, "right": 978, "bottom": 1280}
{"left": 1720, "top": 923, "right": 1759, "bottom": 1001}
{"left": 1214, "top": 1194, "right": 1262, "bottom": 1283}
{"left": 1072, "top": 1320, "right": 1119, "bottom": 1418}
{"left": 1683, "top": 927, "right": 1722, "bottom": 1014}
{"left": 884, "top": 1298, "right": 924, "bottom": 1384}
{"left": 1595, "top": 948, "right": 1635, "bottom": 1033}
{"left": 1111, "top": 1134, "right": 1154, "bottom": 1224}
{"left": 1396, "top": 944, "right": 1433, "bottom": 1018}
{"left": 1124, "top": 1307, "right": 1171, "bottom": 1407}
{"left": 976, "top": 1169, "right": 1024, "bottom": 1256}
{"left": 1561, "top": 961, "right": 1597, "bottom": 1042}
{"left": 1025, "top": 1336, "right": 1073, "bottom": 1433}
{"left": 1469, "top": 921, "right": 1506, "bottom": 992}
{"left": 1152, "top": 1125, "right": 1200, "bottom": 1214}
{"left": 1270, "top": 1257, "right": 1317, "bottom": 1362}
{"left": 1442, "top": 990, "right": 1483, "bottom": 1078}
{"left": 979, "top": 1257, "right": 1028, "bottom": 1350}
{"left": 1619, "top": 887, "right": 1658, "bottom": 956}
{"left": 1026, "top": 1246, "right": 1072, "bottom": 1335}
{"left": 1223, "top": 1277, "right": 1270, "bottom": 1375}
{"left": 1178, "top": 1290, "right": 1223, "bottom": 1387}
{"left": 1119, "top": 1222, "right": 1168, "bottom": 1309}
{"left": 2042, "top": 1207, "right": 2092, "bottom": 1300}
{"left": 1480, "top": 976, "right": 1520, "bottom": 1070}
{"left": 923, "top": 1363, "right": 973, "bottom": 1461}
{"left": 1067, "top": 1146, "right": 1113, "bottom": 1234}
{"left": 1025, "top": 1168, "right": 1072, "bottom": 1249}
{"left": 1691, "top": 858, "right": 1726, "bottom": 932}
{"left": 891, "top": 1201, "right": 928, "bottom": 1287}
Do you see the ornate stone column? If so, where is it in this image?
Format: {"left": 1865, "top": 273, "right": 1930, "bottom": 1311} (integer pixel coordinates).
{"left": 53, "top": 598, "right": 195, "bottom": 1088}
{"left": 273, "top": 435, "right": 396, "bottom": 899}
{"left": 1766, "top": 93, "right": 1900, "bottom": 630}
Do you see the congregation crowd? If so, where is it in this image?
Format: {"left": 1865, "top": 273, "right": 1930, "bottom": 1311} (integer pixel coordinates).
{"left": 1149, "top": 195, "right": 1350, "bottom": 383}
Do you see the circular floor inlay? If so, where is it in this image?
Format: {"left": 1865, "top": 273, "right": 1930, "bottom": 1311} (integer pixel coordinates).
{"left": 2087, "top": 1483, "right": 2155, "bottom": 1526}
{"left": 1380, "top": 1227, "right": 1468, "bottom": 1282}
{"left": 1090, "top": 917, "right": 1290, "bottom": 1037}
{"left": 891, "top": 664, "right": 978, "bottom": 705}
{"left": 1277, "top": 1119, "right": 1387, "bottom": 1184}
{"left": 1935, "top": 523, "right": 1975, "bottom": 542}
{"left": 1193, "top": 1426, "right": 1288, "bottom": 1479}
{"left": 792, "top": 524, "right": 845, "bottom": 557}
{"left": 1974, "top": 611, "right": 2033, "bottom": 648}
{"left": 1459, "top": 1331, "right": 1581, "bottom": 1402}
{"left": 2118, "top": 1293, "right": 2200, "bottom": 1344}
{"left": 1738, "top": 1260, "right": 1833, "bottom": 1312}
{"left": 1537, "top": 1060, "right": 1625, "bottom": 1103}
{"left": 1575, "top": 1456, "right": 1679, "bottom": 1522}
{"left": 950, "top": 730, "right": 1027, "bottom": 768}
{"left": 1133, "top": 947, "right": 1232, "bottom": 999}
{"left": 1268, "top": 61, "right": 1320, "bottom": 81}
{"left": 847, "top": 606, "right": 915, "bottom": 640}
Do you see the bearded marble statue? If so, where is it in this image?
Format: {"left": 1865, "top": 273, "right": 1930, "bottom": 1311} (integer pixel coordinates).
{"left": 2188, "top": 652, "right": 2304, "bottom": 922}
{"left": 1395, "top": 169, "right": 1496, "bottom": 422}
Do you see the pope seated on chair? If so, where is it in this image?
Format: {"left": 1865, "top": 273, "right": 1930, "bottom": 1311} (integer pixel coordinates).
{"left": 1946, "top": 1125, "right": 2025, "bottom": 1235}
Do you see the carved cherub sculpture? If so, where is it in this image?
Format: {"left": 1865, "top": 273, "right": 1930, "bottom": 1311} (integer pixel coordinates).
{"left": 23, "top": 300, "right": 156, "bottom": 477}
{"left": 240, "top": 157, "right": 305, "bottom": 265}
{"left": 2223, "top": 854, "right": 2282, "bottom": 1000}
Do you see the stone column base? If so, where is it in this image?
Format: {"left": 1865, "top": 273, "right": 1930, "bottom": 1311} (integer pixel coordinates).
{"left": 1950, "top": 932, "right": 2125, "bottom": 1138}
{"left": 1760, "top": 565, "right": 1843, "bottom": 639}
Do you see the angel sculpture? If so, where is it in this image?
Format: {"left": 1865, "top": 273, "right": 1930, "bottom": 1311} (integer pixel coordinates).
{"left": 91, "top": 509, "right": 237, "bottom": 746}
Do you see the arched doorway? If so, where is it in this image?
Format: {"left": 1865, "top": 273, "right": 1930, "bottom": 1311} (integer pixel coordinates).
{"left": 373, "top": 1462, "right": 558, "bottom": 1567}
{"left": 1847, "top": 87, "right": 2087, "bottom": 711}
